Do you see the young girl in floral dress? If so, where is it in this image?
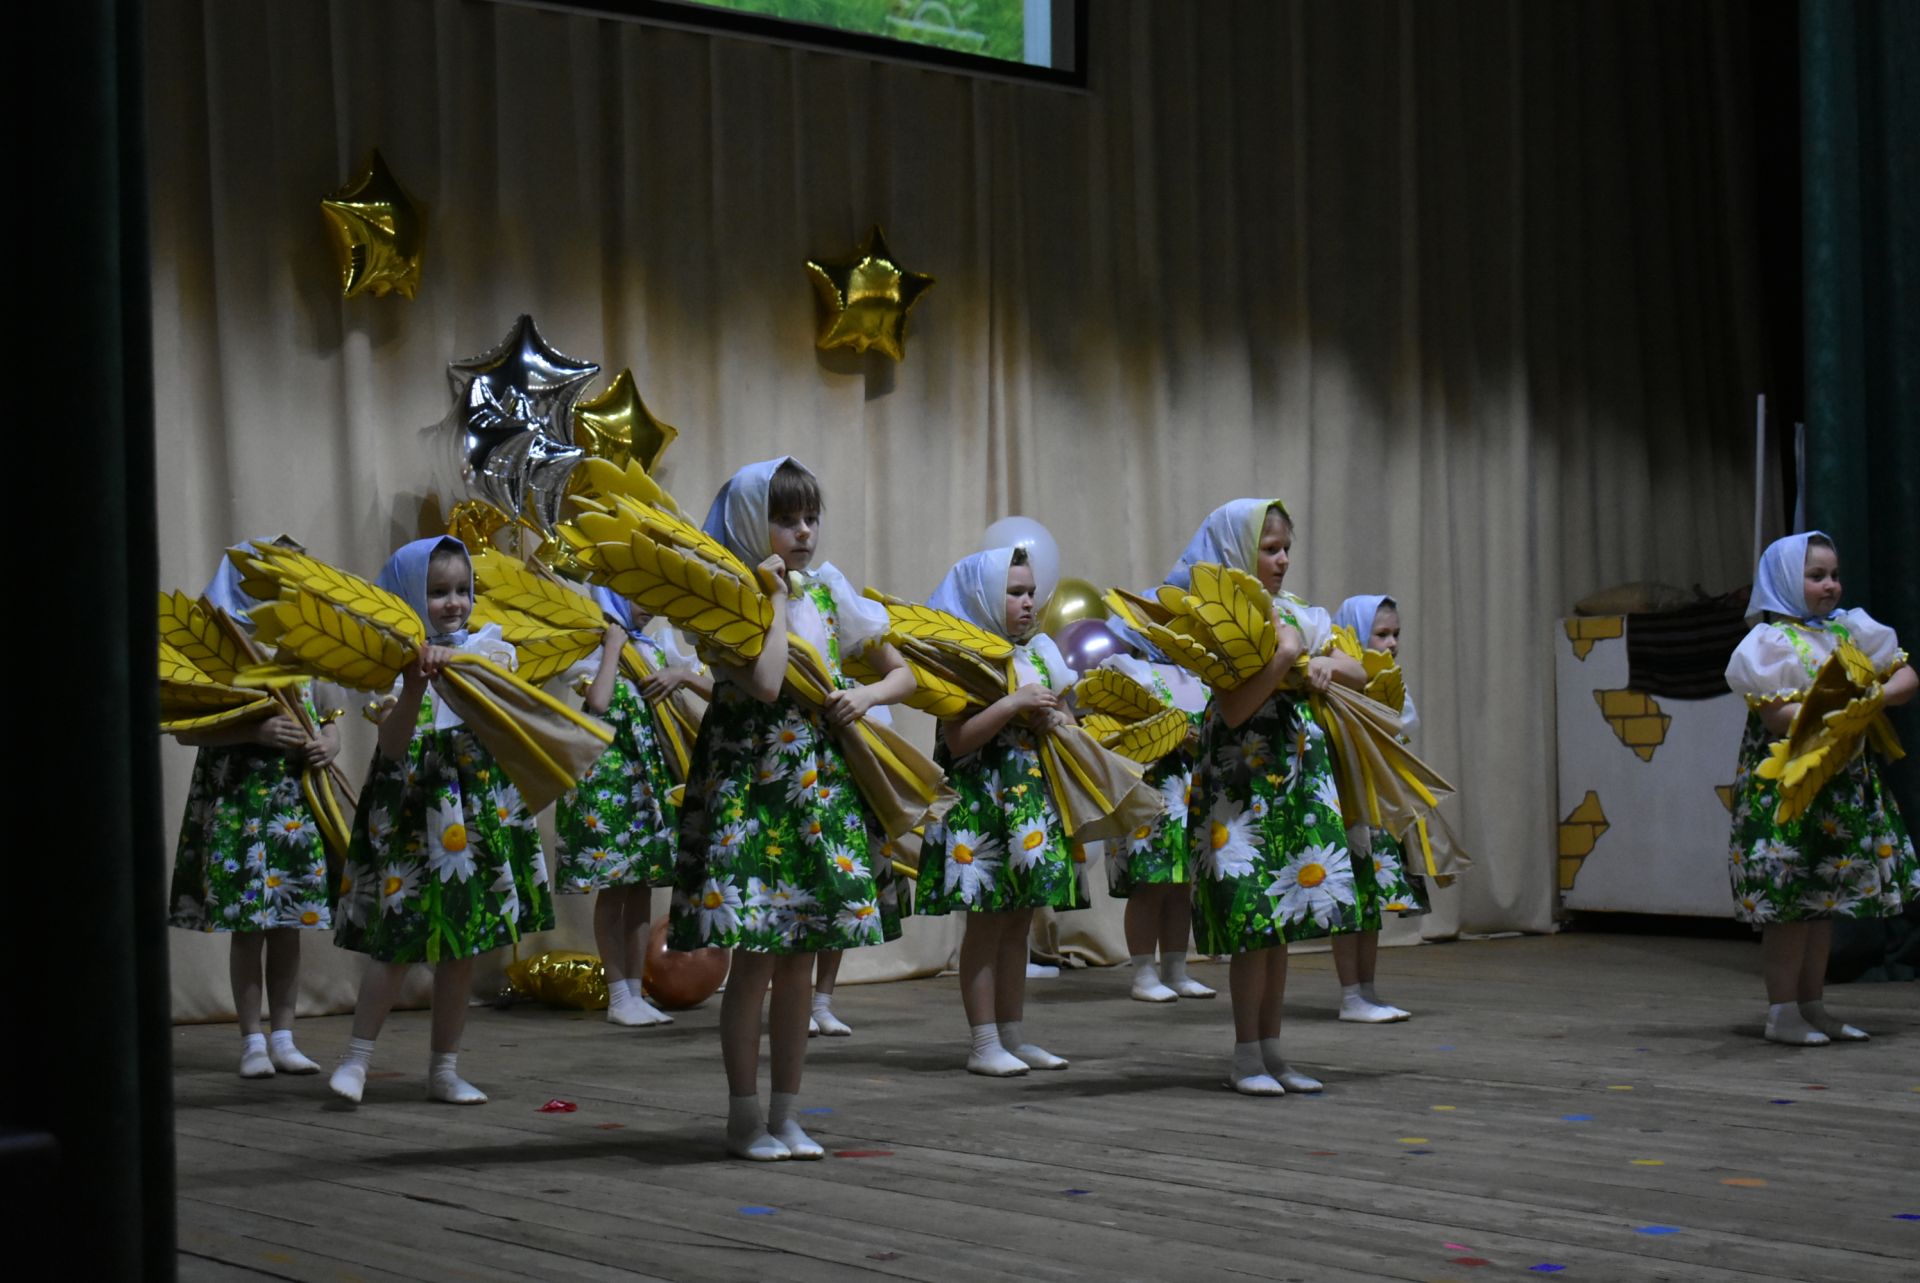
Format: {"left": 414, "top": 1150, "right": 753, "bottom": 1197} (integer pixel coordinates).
{"left": 669, "top": 457, "right": 921, "bottom": 1160}
{"left": 554, "top": 585, "right": 710, "bottom": 1028}
{"left": 1724, "top": 532, "right": 1914, "bottom": 1045}
{"left": 1176, "top": 499, "right": 1363, "bottom": 1095}
{"left": 328, "top": 536, "right": 555, "bottom": 1106}
{"left": 169, "top": 542, "right": 340, "bottom": 1078}
{"left": 915, "top": 546, "right": 1087, "bottom": 1076}
{"left": 1325, "top": 593, "right": 1426, "bottom": 1022}
{"left": 1094, "top": 622, "right": 1216, "bottom": 1003}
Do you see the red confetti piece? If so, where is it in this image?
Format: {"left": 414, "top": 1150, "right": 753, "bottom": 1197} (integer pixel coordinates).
{"left": 1444, "top": 1243, "right": 1470, "bottom": 1250}
{"left": 1307, "top": 1150, "right": 1339, "bottom": 1157}
{"left": 832, "top": 1149, "right": 895, "bottom": 1159}
{"left": 536, "top": 1099, "right": 578, "bottom": 1113}
{"left": 1449, "top": 1257, "right": 1493, "bottom": 1267}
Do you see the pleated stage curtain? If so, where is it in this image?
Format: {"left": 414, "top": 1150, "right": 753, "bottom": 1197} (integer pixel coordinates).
{"left": 148, "top": 0, "right": 1767, "bottom": 1019}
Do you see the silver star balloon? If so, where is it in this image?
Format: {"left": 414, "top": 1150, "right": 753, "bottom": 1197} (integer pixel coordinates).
{"left": 442, "top": 316, "right": 600, "bottom": 535}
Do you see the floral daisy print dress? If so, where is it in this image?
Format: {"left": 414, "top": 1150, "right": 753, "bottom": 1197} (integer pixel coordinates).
{"left": 553, "top": 628, "right": 684, "bottom": 894}
{"left": 1724, "top": 610, "right": 1914, "bottom": 925}
{"left": 1188, "top": 595, "right": 1363, "bottom": 953}
{"left": 169, "top": 683, "right": 333, "bottom": 934}
{"left": 332, "top": 628, "right": 555, "bottom": 964}
{"left": 1100, "top": 654, "right": 1204, "bottom": 898}
{"left": 667, "top": 580, "right": 891, "bottom": 954}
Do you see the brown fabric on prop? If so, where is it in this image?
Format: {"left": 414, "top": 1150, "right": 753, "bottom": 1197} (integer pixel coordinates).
{"left": 434, "top": 657, "right": 614, "bottom": 813}
{"left": 1310, "top": 683, "right": 1471, "bottom": 884}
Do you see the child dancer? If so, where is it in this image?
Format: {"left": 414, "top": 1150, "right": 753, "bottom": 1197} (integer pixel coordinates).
{"left": 916, "top": 546, "right": 1085, "bottom": 1076}
{"left": 554, "top": 586, "right": 710, "bottom": 1028}
{"left": 669, "top": 457, "right": 920, "bottom": 1159}
{"left": 1095, "top": 620, "right": 1216, "bottom": 1002}
{"left": 168, "top": 543, "right": 339, "bottom": 1078}
{"left": 1725, "top": 532, "right": 1914, "bottom": 1044}
{"left": 1173, "top": 499, "right": 1349, "bottom": 1094}
{"left": 328, "top": 536, "right": 556, "bottom": 1105}
{"left": 1326, "top": 593, "right": 1424, "bottom": 1021}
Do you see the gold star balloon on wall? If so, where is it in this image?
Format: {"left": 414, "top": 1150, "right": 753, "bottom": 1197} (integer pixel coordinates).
{"left": 572, "top": 369, "right": 680, "bottom": 474}
{"left": 321, "top": 148, "right": 427, "bottom": 299}
{"left": 804, "top": 224, "right": 936, "bottom": 362}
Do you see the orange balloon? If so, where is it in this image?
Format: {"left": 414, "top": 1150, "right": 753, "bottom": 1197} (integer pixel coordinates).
{"left": 641, "top": 916, "right": 730, "bottom": 1010}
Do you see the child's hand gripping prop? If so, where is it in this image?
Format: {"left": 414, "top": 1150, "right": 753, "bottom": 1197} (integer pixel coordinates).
{"left": 1755, "top": 640, "right": 1905, "bottom": 825}
{"left": 229, "top": 542, "right": 612, "bottom": 813}
{"left": 158, "top": 589, "right": 358, "bottom": 870}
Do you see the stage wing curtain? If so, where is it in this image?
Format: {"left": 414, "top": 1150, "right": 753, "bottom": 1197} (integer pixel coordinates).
{"left": 149, "top": 0, "right": 1765, "bottom": 1020}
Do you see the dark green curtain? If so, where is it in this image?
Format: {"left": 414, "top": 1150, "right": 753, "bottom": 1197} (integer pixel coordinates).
{"left": 1802, "top": 0, "right": 1919, "bottom": 980}
{"left": 8, "top": 0, "right": 174, "bottom": 1273}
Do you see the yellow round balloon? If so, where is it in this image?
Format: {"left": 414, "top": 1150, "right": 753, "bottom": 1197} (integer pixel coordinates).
{"left": 320, "top": 148, "right": 426, "bottom": 300}
{"left": 805, "top": 225, "right": 935, "bottom": 362}
{"left": 1038, "top": 576, "right": 1111, "bottom": 636}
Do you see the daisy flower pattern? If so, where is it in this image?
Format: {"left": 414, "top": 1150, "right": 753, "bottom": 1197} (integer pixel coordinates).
{"left": 167, "top": 682, "right": 334, "bottom": 933}
{"left": 332, "top": 682, "right": 553, "bottom": 964}
{"left": 667, "top": 586, "right": 888, "bottom": 954}
{"left": 557, "top": 678, "right": 682, "bottom": 892}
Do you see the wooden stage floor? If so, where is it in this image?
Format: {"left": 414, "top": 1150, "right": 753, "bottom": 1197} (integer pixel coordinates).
{"left": 174, "top": 933, "right": 1918, "bottom": 1282}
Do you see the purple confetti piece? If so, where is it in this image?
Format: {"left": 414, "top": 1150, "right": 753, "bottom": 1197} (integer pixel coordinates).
{"left": 1062, "top": 1188, "right": 1092, "bottom": 1196}
{"left": 739, "top": 1206, "right": 777, "bottom": 1216}
{"left": 1894, "top": 1213, "right": 1920, "bottom": 1221}
{"left": 1529, "top": 1266, "right": 1567, "bottom": 1273}
{"left": 1635, "top": 1225, "right": 1680, "bottom": 1236}
{"left": 1769, "top": 1098, "right": 1795, "bottom": 1105}
{"left": 1406, "top": 1149, "right": 1436, "bottom": 1155}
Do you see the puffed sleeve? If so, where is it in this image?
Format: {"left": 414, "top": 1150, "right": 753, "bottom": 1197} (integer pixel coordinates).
{"left": 1399, "top": 691, "right": 1421, "bottom": 740}
{"left": 1837, "top": 608, "right": 1909, "bottom": 678}
{"left": 1724, "top": 625, "right": 1811, "bottom": 706}
{"left": 1288, "top": 597, "right": 1334, "bottom": 655}
{"left": 816, "top": 561, "right": 890, "bottom": 658}
{"left": 1099, "top": 652, "right": 1159, "bottom": 689}
{"left": 1028, "top": 633, "right": 1079, "bottom": 689}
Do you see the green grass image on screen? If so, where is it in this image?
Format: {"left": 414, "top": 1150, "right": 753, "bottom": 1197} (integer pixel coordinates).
{"left": 687, "top": 0, "right": 1028, "bottom": 63}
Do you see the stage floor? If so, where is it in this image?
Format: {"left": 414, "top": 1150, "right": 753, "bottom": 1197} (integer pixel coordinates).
{"left": 174, "top": 933, "right": 1917, "bottom": 1282}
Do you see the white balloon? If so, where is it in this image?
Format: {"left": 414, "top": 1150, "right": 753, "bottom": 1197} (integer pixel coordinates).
{"left": 981, "top": 515, "right": 1060, "bottom": 607}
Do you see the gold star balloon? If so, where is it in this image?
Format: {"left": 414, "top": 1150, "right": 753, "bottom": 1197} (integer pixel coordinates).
{"left": 804, "top": 225, "right": 935, "bottom": 362}
{"left": 321, "top": 148, "right": 427, "bottom": 299}
{"left": 572, "top": 369, "right": 680, "bottom": 474}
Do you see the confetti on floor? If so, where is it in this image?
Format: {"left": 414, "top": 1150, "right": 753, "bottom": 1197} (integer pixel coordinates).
{"left": 1607, "top": 1085, "right": 1634, "bottom": 1091}
{"left": 1399, "top": 1137, "right": 1431, "bottom": 1144}
{"left": 801, "top": 1106, "right": 834, "bottom": 1115}
{"left": 1062, "top": 1189, "right": 1092, "bottom": 1196}
{"left": 1307, "top": 1150, "right": 1339, "bottom": 1156}
{"left": 832, "top": 1150, "right": 894, "bottom": 1159}
{"left": 1528, "top": 1265, "right": 1567, "bottom": 1273}
{"left": 739, "top": 1206, "right": 777, "bottom": 1216}
{"left": 1432, "top": 1105, "right": 1457, "bottom": 1112}
{"left": 1635, "top": 1225, "right": 1681, "bottom": 1236}
{"left": 536, "top": 1099, "right": 577, "bottom": 1113}
{"left": 1630, "top": 1159, "right": 1664, "bottom": 1166}
{"left": 1769, "top": 1099, "right": 1795, "bottom": 1105}
{"left": 1893, "top": 1213, "right": 1920, "bottom": 1221}
{"left": 1448, "top": 1257, "right": 1492, "bottom": 1267}
{"left": 1561, "top": 1114, "right": 1594, "bottom": 1122}
{"left": 1444, "top": 1243, "right": 1470, "bottom": 1250}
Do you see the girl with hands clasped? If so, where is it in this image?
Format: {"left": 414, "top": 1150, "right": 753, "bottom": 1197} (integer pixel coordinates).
{"left": 916, "top": 546, "right": 1088, "bottom": 1077}
{"left": 553, "top": 586, "right": 711, "bottom": 1029}
{"left": 169, "top": 542, "right": 341, "bottom": 1079}
{"left": 328, "top": 536, "right": 555, "bottom": 1107}
{"left": 669, "top": 458, "right": 919, "bottom": 1161}
{"left": 1724, "top": 532, "right": 1915, "bottom": 1045}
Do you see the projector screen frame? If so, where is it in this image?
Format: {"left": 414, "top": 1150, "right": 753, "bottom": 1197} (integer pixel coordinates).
{"left": 515, "top": 0, "right": 1090, "bottom": 90}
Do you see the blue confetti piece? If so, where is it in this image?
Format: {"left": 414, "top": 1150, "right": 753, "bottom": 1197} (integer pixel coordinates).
{"left": 1769, "top": 1099, "right": 1794, "bottom": 1105}
{"left": 1894, "top": 1213, "right": 1920, "bottom": 1220}
{"left": 800, "top": 1107, "right": 833, "bottom": 1115}
{"left": 1635, "top": 1225, "right": 1680, "bottom": 1236}
{"left": 739, "top": 1206, "right": 777, "bottom": 1216}
{"left": 1529, "top": 1267, "right": 1567, "bottom": 1274}
{"left": 1406, "top": 1148, "right": 1435, "bottom": 1155}
{"left": 1062, "top": 1188, "right": 1092, "bottom": 1196}
{"left": 1561, "top": 1114, "right": 1594, "bottom": 1122}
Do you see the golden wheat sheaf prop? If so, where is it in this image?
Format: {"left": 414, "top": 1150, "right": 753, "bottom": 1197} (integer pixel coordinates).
{"left": 229, "top": 542, "right": 610, "bottom": 812}
{"left": 1327, "top": 623, "right": 1407, "bottom": 713}
{"left": 1072, "top": 667, "right": 1191, "bottom": 764}
{"left": 1755, "top": 641, "right": 1905, "bottom": 825}
{"left": 1131, "top": 564, "right": 1278, "bottom": 691}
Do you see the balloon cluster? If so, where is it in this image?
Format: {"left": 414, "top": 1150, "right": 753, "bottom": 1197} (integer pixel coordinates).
{"left": 436, "top": 316, "right": 682, "bottom": 544}
{"left": 977, "top": 516, "right": 1126, "bottom": 671}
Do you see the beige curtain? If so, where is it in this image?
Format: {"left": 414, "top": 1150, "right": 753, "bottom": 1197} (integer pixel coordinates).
{"left": 150, "top": 0, "right": 1764, "bottom": 1020}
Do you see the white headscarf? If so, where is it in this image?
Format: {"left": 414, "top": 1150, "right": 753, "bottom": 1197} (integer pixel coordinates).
{"left": 928, "top": 547, "right": 1076, "bottom": 688}
{"left": 203, "top": 534, "right": 303, "bottom": 627}
{"left": 1334, "top": 594, "right": 1395, "bottom": 646}
{"left": 1745, "top": 531, "right": 1836, "bottom": 625}
{"left": 376, "top": 535, "right": 474, "bottom": 645}
{"left": 699, "top": 456, "right": 888, "bottom": 659}
{"left": 1167, "top": 498, "right": 1287, "bottom": 587}
{"left": 589, "top": 583, "right": 632, "bottom": 631}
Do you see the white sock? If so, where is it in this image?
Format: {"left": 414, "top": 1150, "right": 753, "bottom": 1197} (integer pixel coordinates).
{"left": 767, "top": 1090, "right": 824, "bottom": 1159}
{"left": 966, "top": 1023, "right": 1028, "bottom": 1076}
{"left": 1764, "top": 1002, "right": 1829, "bottom": 1046}
{"left": 329, "top": 1036, "right": 376, "bottom": 1102}
{"left": 1260, "top": 1037, "right": 1323, "bottom": 1092}
{"left": 427, "top": 1051, "right": 488, "bottom": 1104}
{"left": 239, "top": 1032, "right": 273, "bottom": 1079}
{"left": 998, "top": 1020, "right": 1068, "bottom": 1070}
{"left": 607, "top": 977, "right": 673, "bottom": 1027}
{"left": 1130, "top": 954, "right": 1178, "bottom": 1002}
{"left": 267, "top": 1029, "right": 320, "bottom": 1074}
{"left": 1025, "top": 961, "right": 1060, "bottom": 979}
{"left": 1230, "top": 1041, "right": 1283, "bottom": 1095}
{"left": 1796, "top": 1000, "right": 1865, "bottom": 1041}
{"left": 725, "top": 1093, "right": 789, "bottom": 1160}
{"left": 1163, "top": 950, "right": 1215, "bottom": 998}
{"left": 1339, "top": 984, "right": 1400, "bottom": 1023}
{"left": 811, "top": 992, "right": 852, "bottom": 1036}
{"left": 1359, "top": 981, "right": 1409, "bottom": 1019}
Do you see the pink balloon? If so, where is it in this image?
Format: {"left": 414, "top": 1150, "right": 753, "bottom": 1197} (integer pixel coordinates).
{"left": 1055, "top": 618, "right": 1130, "bottom": 675}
